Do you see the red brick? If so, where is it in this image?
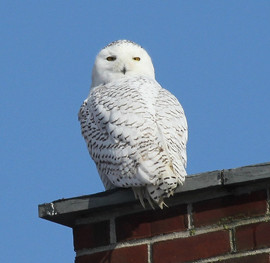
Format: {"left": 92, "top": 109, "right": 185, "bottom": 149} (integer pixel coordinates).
{"left": 115, "top": 204, "right": 187, "bottom": 242}
{"left": 75, "top": 245, "right": 147, "bottom": 263}
{"left": 193, "top": 191, "right": 267, "bottom": 227}
{"left": 153, "top": 230, "right": 230, "bottom": 263}
{"left": 73, "top": 221, "right": 110, "bottom": 250}
{"left": 219, "top": 253, "right": 270, "bottom": 263}
{"left": 236, "top": 221, "right": 270, "bottom": 251}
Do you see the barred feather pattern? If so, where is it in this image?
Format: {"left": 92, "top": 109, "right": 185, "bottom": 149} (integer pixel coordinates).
{"left": 79, "top": 76, "right": 187, "bottom": 208}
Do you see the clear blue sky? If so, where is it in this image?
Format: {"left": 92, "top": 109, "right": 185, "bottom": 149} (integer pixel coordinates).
{"left": 1, "top": 1, "right": 269, "bottom": 262}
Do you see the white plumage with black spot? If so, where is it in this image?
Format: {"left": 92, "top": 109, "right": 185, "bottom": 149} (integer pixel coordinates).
{"left": 78, "top": 40, "right": 188, "bottom": 208}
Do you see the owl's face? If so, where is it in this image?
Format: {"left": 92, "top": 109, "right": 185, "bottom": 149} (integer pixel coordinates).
{"left": 91, "top": 40, "right": 155, "bottom": 88}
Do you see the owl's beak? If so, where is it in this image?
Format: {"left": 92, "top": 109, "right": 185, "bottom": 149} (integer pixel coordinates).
{"left": 121, "top": 66, "right": 127, "bottom": 75}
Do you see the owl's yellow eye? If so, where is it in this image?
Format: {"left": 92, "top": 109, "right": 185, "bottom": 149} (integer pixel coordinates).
{"left": 106, "top": 56, "right": 116, "bottom": 61}
{"left": 133, "top": 57, "right": 141, "bottom": 61}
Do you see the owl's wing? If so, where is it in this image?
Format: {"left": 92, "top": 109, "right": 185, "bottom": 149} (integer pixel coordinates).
{"left": 153, "top": 87, "right": 188, "bottom": 186}
{"left": 78, "top": 94, "right": 116, "bottom": 190}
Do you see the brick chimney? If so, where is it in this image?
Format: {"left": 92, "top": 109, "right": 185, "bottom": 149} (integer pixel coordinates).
{"left": 39, "top": 162, "right": 270, "bottom": 263}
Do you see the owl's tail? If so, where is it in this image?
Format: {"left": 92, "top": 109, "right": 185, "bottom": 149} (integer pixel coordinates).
{"left": 147, "top": 163, "right": 185, "bottom": 209}
{"left": 133, "top": 159, "right": 186, "bottom": 209}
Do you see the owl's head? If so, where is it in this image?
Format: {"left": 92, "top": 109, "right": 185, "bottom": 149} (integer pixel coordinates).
{"left": 91, "top": 40, "right": 155, "bottom": 88}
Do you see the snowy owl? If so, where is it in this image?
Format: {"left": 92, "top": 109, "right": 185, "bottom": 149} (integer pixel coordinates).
{"left": 78, "top": 40, "right": 188, "bottom": 209}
